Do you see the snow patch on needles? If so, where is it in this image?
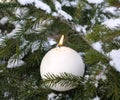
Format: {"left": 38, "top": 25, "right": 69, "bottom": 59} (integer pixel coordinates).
{"left": 6, "top": 24, "right": 21, "bottom": 38}
{"left": 92, "top": 41, "right": 103, "bottom": 53}
{"left": 58, "top": 10, "right": 72, "bottom": 20}
{"left": 31, "top": 41, "right": 40, "bottom": 53}
{"left": 48, "top": 92, "right": 57, "bottom": 100}
{"left": 108, "top": 49, "right": 120, "bottom": 72}
{"left": 93, "top": 96, "right": 100, "bottom": 100}
{"left": 15, "top": 8, "right": 28, "bottom": 18}
{"left": 18, "top": 0, "right": 72, "bottom": 20}
{"left": 87, "top": 0, "right": 103, "bottom": 4}
{"left": 7, "top": 59, "right": 24, "bottom": 68}
{"left": 48, "top": 38, "right": 56, "bottom": 46}
{"left": 4, "top": 91, "right": 9, "bottom": 97}
{"left": 34, "top": 0, "right": 51, "bottom": 13}
{"left": 61, "top": 0, "right": 78, "bottom": 7}
{"left": 74, "top": 24, "right": 87, "bottom": 34}
{"left": 18, "top": 0, "right": 51, "bottom": 13}
{"left": 54, "top": 0, "right": 62, "bottom": 10}
{"left": 53, "top": 0, "right": 72, "bottom": 20}
{"left": 0, "top": 17, "right": 9, "bottom": 25}
{"left": 103, "top": 7, "right": 117, "bottom": 14}
{"left": 17, "top": 0, "right": 34, "bottom": 5}
{"left": 6, "top": 39, "right": 30, "bottom": 68}
{"left": 43, "top": 38, "right": 56, "bottom": 50}
{"left": 0, "top": 38, "right": 5, "bottom": 46}
{"left": 0, "top": 23, "right": 21, "bottom": 46}
{"left": 103, "top": 18, "right": 120, "bottom": 29}
{"left": 95, "top": 72, "right": 106, "bottom": 81}
{"left": 48, "top": 93, "right": 71, "bottom": 100}
{"left": 116, "top": 36, "right": 120, "bottom": 40}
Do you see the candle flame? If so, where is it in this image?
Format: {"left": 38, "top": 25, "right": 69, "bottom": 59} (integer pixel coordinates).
{"left": 58, "top": 35, "right": 64, "bottom": 47}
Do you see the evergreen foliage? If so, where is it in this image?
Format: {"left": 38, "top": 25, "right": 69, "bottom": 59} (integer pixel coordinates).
{"left": 0, "top": 0, "right": 120, "bottom": 99}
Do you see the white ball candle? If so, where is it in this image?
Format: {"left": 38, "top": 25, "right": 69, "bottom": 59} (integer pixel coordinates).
{"left": 40, "top": 35, "right": 85, "bottom": 91}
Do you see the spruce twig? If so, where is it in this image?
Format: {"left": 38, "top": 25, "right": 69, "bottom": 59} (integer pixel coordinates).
{"left": 42, "top": 73, "right": 83, "bottom": 88}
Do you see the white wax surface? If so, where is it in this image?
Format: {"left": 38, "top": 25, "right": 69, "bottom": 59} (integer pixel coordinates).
{"left": 40, "top": 46, "right": 85, "bottom": 91}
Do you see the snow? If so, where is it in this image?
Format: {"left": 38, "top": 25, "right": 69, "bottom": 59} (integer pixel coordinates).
{"left": 53, "top": 0, "right": 72, "bottom": 20}
{"left": 0, "top": 60, "right": 6, "bottom": 65}
{"left": 43, "top": 38, "right": 56, "bottom": 50}
{"left": 52, "top": 11, "right": 72, "bottom": 21}
{"left": 103, "top": 7, "right": 117, "bottom": 14}
{"left": 61, "top": 0, "right": 78, "bottom": 7}
{"left": 93, "top": 96, "right": 100, "bottom": 100}
{"left": 52, "top": 12, "right": 59, "bottom": 17}
{"left": 31, "top": 41, "right": 40, "bottom": 53}
{"left": 94, "top": 81, "right": 98, "bottom": 87}
{"left": 61, "top": 0, "right": 70, "bottom": 7}
{"left": 30, "top": 19, "right": 53, "bottom": 33}
{"left": 48, "top": 93, "right": 72, "bottom": 100}
{"left": 0, "top": 38, "right": 6, "bottom": 46}
{"left": 6, "top": 39, "right": 30, "bottom": 68}
{"left": 58, "top": 10, "right": 72, "bottom": 20}
{"left": 92, "top": 41, "right": 103, "bottom": 53}
{"left": 17, "top": 0, "right": 73, "bottom": 20}
{"left": 48, "top": 38, "right": 56, "bottom": 46}
{"left": 91, "top": 63, "right": 107, "bottom": 88}
{"left": 7, "top": 59, "right": 24, "bottom": 68}
{"left": 95, "top": 72, "right": 106, "bottom": 81}
{"left": 6, "top": 24, "right": 21, "bottom": 38}
{"left": 74, "top": 25, "right": 87, "bottom": 33}
{"left": 0, "top": 0, "right": 119, "bottom": 99}
{"left": 41, "top": 19, "right": 53, "bottom": 26}
{"left": 15, "top": 8, "right": 28, "bottom": 18}
{"left": 70, "top": 0, "right": 78, "bottom": 7}
{"left": 4, "top": 91, "right": 9, "bottom": 97}
{"left": 94, "top": 72, "right": 106, "bottom": 88}
{"left": 109, "top": 49, "right": 120, "bottom": 72}
{"left": 103, "top": 18, "right": 120, "bottom": 29}
{"left": 75, "top": 25, "right": 83, "bottom": 32}
{"left": 116, "top": 36, "right": 120, "bottom": 40}
{"left": 79, "top": 52, "right": 85, "bottom": 56}
{"left": 17, "top": 0, "right": 34, "bottom": 5}
{"left": 18, "top": 0, "right": 51, "bottom": 13}
{"left": 0, "top": 70, "right": 3, "bottom": 73}
{"left": 54, "top": 0, "right": 62, "bottom": 10}
{"left": 19, "top": 39, "right": 29, "bottom": 50}
{"left": 0, "top": 16, "right": 8, "bottom": 25}
{"left": 48, "top": 92, "right": 57, "bottom": 100}
{"left": 0, "top": 0, "right": 13, "bottom": 2}
{"left": 87, "top": 0, "right": 103, "bottom": 4}
{"left": 19, "top": 40, "right": 30, "bottom": 59}
{"left": 34, "top": 0, "right": 51, "bottom": 13}
{"left": 1, "top": 19, "right": 21, "bottom": 39}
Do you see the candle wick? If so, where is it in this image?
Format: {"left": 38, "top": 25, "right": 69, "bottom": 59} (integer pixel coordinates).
{"left": 57, "top": 44, "right": 61, "bottom": 48}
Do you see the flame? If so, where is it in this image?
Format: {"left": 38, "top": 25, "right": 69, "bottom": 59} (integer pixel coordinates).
{"left": 58, "top": 35, "right": 64, "bottom": 47}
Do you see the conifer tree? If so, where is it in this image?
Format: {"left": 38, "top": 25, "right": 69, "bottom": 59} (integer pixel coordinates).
{"left": 0, "top": 0, "right": 120, "bottom": 99}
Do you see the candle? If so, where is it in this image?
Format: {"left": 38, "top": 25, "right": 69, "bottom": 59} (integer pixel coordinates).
{"left": 40, "top": 35, "right": 85, "bottom": 91}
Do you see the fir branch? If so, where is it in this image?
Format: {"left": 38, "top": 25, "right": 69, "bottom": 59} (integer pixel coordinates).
{"left": 0, "top": 2, "right": 22, "bottom": 8}
{"left": 42, "top": 73, "right": 83, "bottom": 88}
